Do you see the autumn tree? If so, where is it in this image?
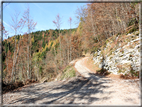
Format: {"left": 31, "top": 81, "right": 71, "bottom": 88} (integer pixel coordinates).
{"left": 53, "top": 14, "right": 62, "bottom": 66}
{"left": 23, "top": 5, "right": 37, "bottom": 80}
{"left": 79, "top": 3, "right": 139, "bottom": 53}
{"left": 2, "top": 26, "right": 9, "bottom": 82}
{"left": 10, "top": 11, "right": 25, "bottom": 83}
{"left": 69, "top": 17, "right": 72, "bottom": 62}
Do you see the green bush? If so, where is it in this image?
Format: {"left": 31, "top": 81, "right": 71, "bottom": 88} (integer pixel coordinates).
{"left": 91, "top": 47, "right": 99, "bottom": 53}
{"left": 42, "top": 41, "right": 46, "bottom": 48}
{"left": 118, "top": 65, "right": 139, "bottom": 78}
{"left": 60, "top": 66, "right": 76, "bottom": 80}
{"left": 63, "top": 65, "right": 70, "bottom": 72}
{"left": 128, "top": 18, "right": 137, "bottom": 27}
{"left": 41, "top": 51, "right": 46, "bottom": 58}
{"left": 129, "top": 65, "right": 139, "bottom": 78}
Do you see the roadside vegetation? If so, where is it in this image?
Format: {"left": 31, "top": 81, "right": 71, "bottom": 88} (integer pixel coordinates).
{"left": 2, "top": 2, "right": 139, "bottom": 93}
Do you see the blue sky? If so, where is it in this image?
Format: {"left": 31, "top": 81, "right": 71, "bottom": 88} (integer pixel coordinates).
{"left": 3, "top": 2, "right": 87, "bottom": 39}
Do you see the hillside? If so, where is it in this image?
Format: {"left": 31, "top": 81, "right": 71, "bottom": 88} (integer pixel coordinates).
{"left": 2, "top": 28, "right": 79, "bottom": 84}
{"left": 92, "top": 30, "right": 140, "bottom": 78}
{"left": 2, "top": 2, "right": 140, "bottom": 102}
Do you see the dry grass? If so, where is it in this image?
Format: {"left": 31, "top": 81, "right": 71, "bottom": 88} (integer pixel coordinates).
{"left": 120, "top": 73, "right": 139, "bottom": 79}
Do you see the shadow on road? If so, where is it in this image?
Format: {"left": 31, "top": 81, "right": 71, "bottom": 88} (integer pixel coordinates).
{"left": 6, "top": 73, "right": 115, "bottom": 104}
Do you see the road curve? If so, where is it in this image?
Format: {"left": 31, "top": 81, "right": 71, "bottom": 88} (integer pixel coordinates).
{"left": 75, "top": 57, "right": 100, "bottom": 80}
{"left": 74, "top": 57, "right": 140, "bottom": 105}
{"left": 3, "top": 57, "right": 140, "bottom": 105}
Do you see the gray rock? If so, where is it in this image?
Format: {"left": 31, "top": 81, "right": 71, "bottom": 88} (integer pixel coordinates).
{"left": 92, "top": 32, "right": 140, "bottom": 75}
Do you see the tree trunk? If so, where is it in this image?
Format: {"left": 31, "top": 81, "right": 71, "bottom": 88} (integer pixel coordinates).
{"left": 66, "top": 34, "right": 70, "bottom": 63}
{"left": 29, "top": 33, "right": 32, "bottom": 79}
{"left": 54, "top": 47, "right": 58, "bottom": 74}
{"left": 27, "top": 35, "right": 30, "bottom": 79}
{"left": 6, "top": 43, "right": 9, "bottom": 83}
{"left": 11, "top": 36, "right": 21, "bottom": 82}
{"left": 59, "top": 30, "right": 62, "bottom": 66}
{"left": 11, "top": 32, "right": 17, "bottom": 83}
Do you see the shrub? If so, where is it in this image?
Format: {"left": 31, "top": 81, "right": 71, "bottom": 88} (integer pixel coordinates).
{"left": 60, "top": 66, "right": 76, "bottom": 80}
{"left": 119, "top": 64, "right": 139, "bottom": 78}
{"left": 128, "top": 18, "right": 138, "bottom": 27}
{"left": 91, "top": 47, "right": 99, "bottom": 53}
{"left": 42, "top": 41, "right": 46, "bottom": 48}
{"left": 41, "top": 51, "right": 46, "bottom": 58}
{"left": 129, "top": 65, "right": 139, "bottom": 78}
{"left": 39, "top": 66, "right": 43, "bottom": 75}
{"left": 127, "top": 25, "right": 138, "bottom": 34}
{"left": 96, "top": 68, "right": 111, "bottom": 76}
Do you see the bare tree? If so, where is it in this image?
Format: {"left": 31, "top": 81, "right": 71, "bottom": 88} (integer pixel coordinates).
{"left": 10, "top": 11, "right": 25, "bottom": 83}
{"left": 53, "top": 14, "right": 62, "bottom": 66}
{"left": 23, "top": 5, "right": 37, "bottom": 79}
{"left": 69, "top": 17, "right": 72, "bottom": 62}
{"left": 76, "top": 5, "right": 87, "bottom": 24}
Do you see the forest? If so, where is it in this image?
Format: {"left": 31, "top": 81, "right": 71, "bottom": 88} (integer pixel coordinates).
{"left": 2, "top": 2, "right": 139, "bottom": 86}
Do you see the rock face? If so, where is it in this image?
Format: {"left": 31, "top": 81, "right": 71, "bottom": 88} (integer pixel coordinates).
{"left": 93, "top": 31, "right": 140, "bottom": 76}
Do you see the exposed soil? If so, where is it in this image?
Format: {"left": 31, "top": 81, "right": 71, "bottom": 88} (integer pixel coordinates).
{"left": 2, "top": 57, "right": 140, "bottom": 105}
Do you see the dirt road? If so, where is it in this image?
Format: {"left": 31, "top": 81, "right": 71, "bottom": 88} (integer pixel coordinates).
{"left": 75, "top": 57, "right": 140, "bottom": 105}
{"left": 3, "top": 57, "right": 140, "bottom": 105}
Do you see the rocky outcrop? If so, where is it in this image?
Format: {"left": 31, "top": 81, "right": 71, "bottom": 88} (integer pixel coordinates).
{"left": 93, "top": 31, "right": 140, "bottom": 76}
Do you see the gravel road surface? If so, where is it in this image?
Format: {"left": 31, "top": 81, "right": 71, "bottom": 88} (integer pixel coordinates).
{"left": 3, "top": 57, "right": 140, "bottom": 106}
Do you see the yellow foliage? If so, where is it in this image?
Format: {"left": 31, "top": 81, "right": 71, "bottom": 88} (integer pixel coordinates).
{"left": 31, "top": 36, "right": 34, "bottom": 43}
{"left": 45, "top": 44, "right": 48, "bottom": 49}
{"left": 33, "top": 52, "right": 42, "bottom": 62}
{"left": 77, "top": 22, "right": 83, "bottom": 35}
{"left": 51, "top": 40, "right": 56, "bottom": 48}
{"left": 117, "top": 17, "right": 121, "bottom": 22}
{"left": 48, "top": 40, "right": 51, "bottom": 48}
{"left": 12, "top": 36, "right": 15, "bottom": 42}
{"left": 56, "top": 37, "right": 59, "bottom": 42}
{"left": 42, "top": 45, "right": 47, "bottom": 52}
{"left": 72, "top": 31, "right": 75, "bottom": 35}
{"left": 77, "top": 22, "right": 81, "bottom": 33}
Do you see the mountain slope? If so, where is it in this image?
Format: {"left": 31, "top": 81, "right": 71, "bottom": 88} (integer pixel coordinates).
{"left": 92, "top": 30, "right": 140, "bottom": 78}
